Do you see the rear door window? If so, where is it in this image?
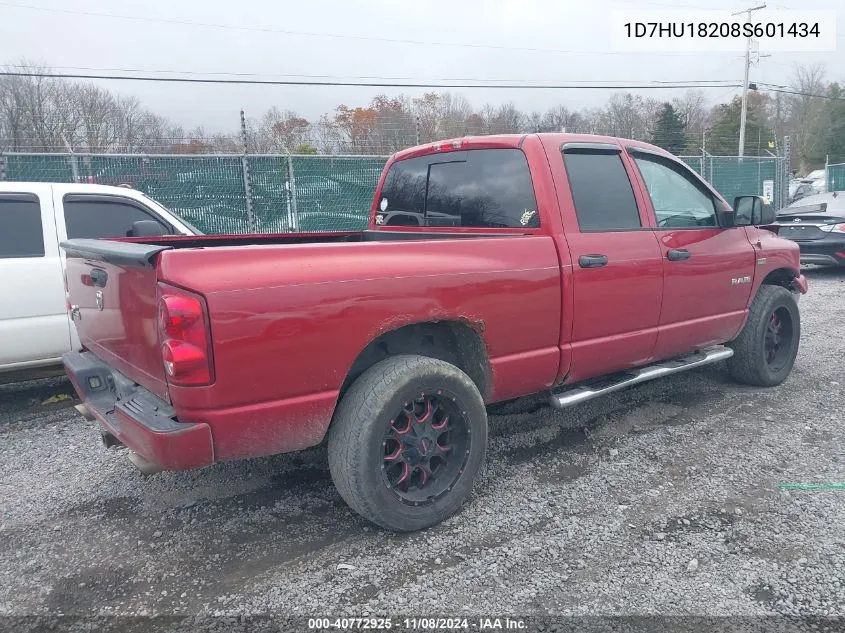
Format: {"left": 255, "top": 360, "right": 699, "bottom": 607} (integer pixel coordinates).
{"left": 378, "top": 148, "right": 539, "bottom": 229}
{"left": 63, "top": 197, "right": 171, "bottom": 239}
{"left": 0, "top": 194, "right": 45, "bottom": 258}
{"left": 562, "top": 150, "right": 642, "bottom": 231}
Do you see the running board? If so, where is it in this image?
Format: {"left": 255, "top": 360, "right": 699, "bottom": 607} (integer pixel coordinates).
{"left": 550, "top": 345, "right": 734, "bottom": 410}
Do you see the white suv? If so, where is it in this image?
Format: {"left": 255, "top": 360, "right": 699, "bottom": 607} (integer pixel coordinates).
{"left": 0, "top": 183, "right": 198, "bottom": 381}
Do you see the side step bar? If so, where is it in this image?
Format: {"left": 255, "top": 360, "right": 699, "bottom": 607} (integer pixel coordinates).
{"left": 550, "top": 345, "right": 734, "bottom": 410}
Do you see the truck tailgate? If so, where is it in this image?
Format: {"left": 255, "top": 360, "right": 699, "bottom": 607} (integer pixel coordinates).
{"left": 63, "top": 239, "right": 172, "bottom": 401}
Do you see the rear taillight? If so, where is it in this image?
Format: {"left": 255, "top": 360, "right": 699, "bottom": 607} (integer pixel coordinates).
{"left": 157, "top": 285, "right": 213, "bottom": 386}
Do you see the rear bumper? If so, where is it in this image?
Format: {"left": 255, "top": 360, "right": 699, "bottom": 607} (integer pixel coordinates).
{"left": 792, "top": 236, "right": 845, "bottom": 266}
{"left": 63, "top": 351, "right": 214, "bottom": 471}
{"left": 801, "top": 254, "right": 842, "bottom": 266}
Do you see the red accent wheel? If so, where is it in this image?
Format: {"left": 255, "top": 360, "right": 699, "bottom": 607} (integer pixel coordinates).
{"left": 764, "top": 306, "right": 794, "bottom": 372}
{"left": 381, "top": 392, "right": 470, "bottom": 505}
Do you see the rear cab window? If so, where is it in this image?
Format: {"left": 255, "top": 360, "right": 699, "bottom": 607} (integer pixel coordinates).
{"left": 376, "top": 148, "right": 540, "bottom": 229}
{"left": 0, "top": 194, "right": 45, "bottom": 258}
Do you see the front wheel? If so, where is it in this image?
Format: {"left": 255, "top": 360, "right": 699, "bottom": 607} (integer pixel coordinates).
{"left": 728, "top": 285, "right": 801, "bottom": 387}
{"left": 328, "top": 355, "right": 488, "bottom": 532}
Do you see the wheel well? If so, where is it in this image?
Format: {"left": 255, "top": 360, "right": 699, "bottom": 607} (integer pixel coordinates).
{"left": 340, "top": 321, "right": 492, "bottom": 401}
{"left": 761, "top": 267, "right": 798, "bottom": 288}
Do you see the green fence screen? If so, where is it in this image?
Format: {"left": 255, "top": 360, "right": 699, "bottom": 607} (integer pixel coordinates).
{"left": 4, "top": 154, "right": 76, "bottom": 183}
{"left": 0, "top": 152, "right": 388, "bottom": 234}
{"left": 1, "top": 151, "right": 785, "bottom": 234}
{"left": 828, "top": 163, "right": 845, "bottom": 192}
{"left": 680, "top": 155, "right": 782, "bottom": 208}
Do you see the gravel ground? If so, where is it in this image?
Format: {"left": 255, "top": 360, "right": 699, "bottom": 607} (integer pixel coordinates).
{"left": 1, "top": 268, "right": 843, "bottom": 626}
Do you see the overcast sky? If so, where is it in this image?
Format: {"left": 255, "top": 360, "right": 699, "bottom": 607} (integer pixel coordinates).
{"left": 1, "top": 0, "right": 843, "bottom": 132}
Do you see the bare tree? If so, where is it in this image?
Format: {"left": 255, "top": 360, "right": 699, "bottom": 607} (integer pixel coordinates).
{"left": 73, "top": 83, "right": 121, "bottom": 152}
{"left": 0, "top": 71, "right": 29, "bottom": 150}
{"left": 315, "top": 112, "right": 358, "bottom": 154}
{"left": 601, "top": 92, "right": 661, "bottom": 139}
{"left": 370, "top": 94, "right": 415, "bottom": 153}
{"left": 541, "top": 105, "right": 583, "bottom": 133}
{"left": 0, "top": 61, "right": 183, "bottom": 154}
{"left": 481, "top": 102, "right": 524, "bottom": 134}
{"left": 788, "top": 63, "right": 829, "bottom": 171}
{"left": 411, "top": 92, "right": 474, "bottom": 143}
{"left": 247, "top": 107, "right": 313, "bottom": 153}
{"left": 671, "top": 89, "right": 709, "bottom": 133}
{"left": 2, "top": 61, "right": 70, "bottom": 150}
{"left": 437, "top": 92, "right": 474, "bottom": 138}
{"left": 525, "top": 111, "right": 543, "bottom": 133}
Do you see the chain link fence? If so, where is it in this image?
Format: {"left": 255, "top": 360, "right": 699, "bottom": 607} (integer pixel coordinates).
{"left": 827, "top": 162, "right": 845, "bottom": 193}
{"left": 0, "top": 152, "right": 389, "bottom": 234}
{"left": 680, "top": 154, "right": 787, "bottom": 210}
{"left": 1, "top": 150, "right": 788, "bottom": 233}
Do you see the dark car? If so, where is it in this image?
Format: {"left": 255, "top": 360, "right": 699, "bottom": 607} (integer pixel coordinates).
{"left": 774, "top": 191, "right": 845, "bottom": 267}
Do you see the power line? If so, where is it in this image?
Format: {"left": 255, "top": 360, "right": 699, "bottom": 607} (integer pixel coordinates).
{"left": 758, "top": 84, "right": 845, "bottom": 101}
{"left": 0, "top": 71, "right": 744, "bottom": 90}
{"left": 1, "top": 64, "right": 743, "bottom": 85}
{"left": 0, "top": 1, "right": 744, "bottom": 58}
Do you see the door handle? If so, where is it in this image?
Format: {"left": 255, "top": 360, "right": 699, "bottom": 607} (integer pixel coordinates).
{"left": 579, "top": 254, "right": 609, "bottom": 268}
{"left": 667, "top": 249, "right": 691, "bottom": 261}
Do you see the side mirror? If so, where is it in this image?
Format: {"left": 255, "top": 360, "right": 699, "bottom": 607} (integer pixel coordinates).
{"left": 759, "top": 201, "right": 776, "bottom": 225}
{"left": 127, "top": 220, "right": 168, "bottom": 237}
{"left": 733, "top": 196, "right": 775, "bottom": 226}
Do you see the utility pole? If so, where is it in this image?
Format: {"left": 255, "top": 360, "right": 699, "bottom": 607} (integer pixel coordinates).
{"left": 733, "top": 3, "right": 766, "bottom": 158}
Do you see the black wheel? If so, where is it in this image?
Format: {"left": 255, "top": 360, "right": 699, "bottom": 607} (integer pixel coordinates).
{"left": 328, "top": 355, "right": 487, "bottom": 532}
{"left": 728, "top": 285, "right": 801, "bottom": 387}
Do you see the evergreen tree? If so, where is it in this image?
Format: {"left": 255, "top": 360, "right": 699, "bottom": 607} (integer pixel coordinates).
{"left": 649, "top": 103, "right": 687, "bottom": 155}
{"left": 707, "top": 96, "right": 775, "bottom": 156}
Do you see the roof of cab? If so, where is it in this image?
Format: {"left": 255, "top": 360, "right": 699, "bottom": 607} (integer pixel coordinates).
{"left": 390, "top": 133, "right": 673, "bottom": 162}
{"left": 0, "top": 182, "right": 149, "bottom": 196}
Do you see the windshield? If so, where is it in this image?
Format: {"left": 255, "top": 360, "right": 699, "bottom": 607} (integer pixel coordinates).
{"left": 173, "top": 215, "right": 204, "bottom": 235}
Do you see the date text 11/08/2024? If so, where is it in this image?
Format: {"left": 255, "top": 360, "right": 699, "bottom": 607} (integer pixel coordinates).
{"left": 307, "top": 618, "right": 527, "bottom": 630}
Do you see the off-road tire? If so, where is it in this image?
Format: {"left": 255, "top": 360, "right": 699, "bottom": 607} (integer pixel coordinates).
{"left": 328, "top": 355, "right": 487, "bottom": 532}
{"left": 728, "top": 285, "right": 800, "bottom": 387}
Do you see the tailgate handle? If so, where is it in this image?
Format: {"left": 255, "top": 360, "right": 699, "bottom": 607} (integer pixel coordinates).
{"left": 89, "top": 268, "right": 108, "bottom": 287}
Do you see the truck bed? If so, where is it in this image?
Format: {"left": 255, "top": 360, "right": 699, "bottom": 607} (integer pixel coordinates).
{"left": 62, "top": 228, "right": 563, "bottom": 464}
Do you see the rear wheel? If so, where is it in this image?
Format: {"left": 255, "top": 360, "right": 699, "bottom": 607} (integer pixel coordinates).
{"left": 328, "top": 355, "right": 487, "bottom": 532}
{"left": 728, "top": 285, "right": 801, "bottom": 387}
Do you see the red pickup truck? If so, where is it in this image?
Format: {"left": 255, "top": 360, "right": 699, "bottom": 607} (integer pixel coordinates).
{"left": 62, "top": 134, "right": 807, "bottom": 531}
